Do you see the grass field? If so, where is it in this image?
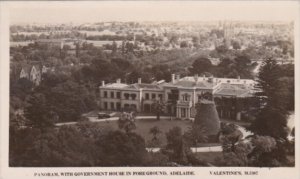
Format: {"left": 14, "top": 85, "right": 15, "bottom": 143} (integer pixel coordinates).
{"left": 85, "top": 117, "right": 224, "bottom": 164}
{"left": 92, "top": 118, "right": 193, "bottom": 146}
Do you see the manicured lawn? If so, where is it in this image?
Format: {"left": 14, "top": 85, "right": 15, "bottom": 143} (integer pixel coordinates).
{"left": 93, "top": 118, "right": 193, "bottom": 146}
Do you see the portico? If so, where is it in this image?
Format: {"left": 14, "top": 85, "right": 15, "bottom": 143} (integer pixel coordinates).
{"left": 176, "top": 100, "right": 193, "bottom": 119}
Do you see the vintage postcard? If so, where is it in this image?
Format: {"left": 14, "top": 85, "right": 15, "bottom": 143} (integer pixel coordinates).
{"left": 0, "top": 1, "right": 299, "bottom": 179}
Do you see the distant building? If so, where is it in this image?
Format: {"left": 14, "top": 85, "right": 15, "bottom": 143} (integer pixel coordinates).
{"left": 19, "top": 65, "right": 51, "bottom": 86}
{"left": 99, "top": 74, "right": 257, "bottom": 120}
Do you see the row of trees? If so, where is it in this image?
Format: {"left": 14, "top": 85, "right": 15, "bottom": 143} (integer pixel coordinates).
{"left": 189, "top": 56, "right": 254, "bottom": 79}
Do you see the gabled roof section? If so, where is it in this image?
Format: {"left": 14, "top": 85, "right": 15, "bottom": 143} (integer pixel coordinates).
{"left": 214, "top": 83, "right": 253, "bottom": 97}
{"left": 164, "top": 76, "right": 215, "bottom": 89}
{"left": 126, "top": 83, "right": 163, "bottom": 90}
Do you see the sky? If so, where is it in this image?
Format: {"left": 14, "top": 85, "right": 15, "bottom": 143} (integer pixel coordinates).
{"left": 6, "top": 1, "right": 299, "bottom": 24}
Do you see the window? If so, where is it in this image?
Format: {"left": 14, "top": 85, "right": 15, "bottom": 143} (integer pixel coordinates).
{"left": 130, "top": 104, "right": 137, "bottom": 110}
{"left": 117, "top": 92, "right": 121, "bottom": 99}
{"left": 124, "top": 93, "right": 130, "bottom": 100}
{"left": 181, "top": 108, "right": 186, "bottom": 118}
{"left": 145, "top": 93, "right": 149, "bottom": 100}
{"left": 144, "top": 104, "right": 151, "bottom": 112}
{"left": 152, "top": 93, "right": 156, "bottom": 99}
{"left": 158, "top": 94, "right": 163, "bottom": 100}
{"left": 111, "top": 102, "right": 114, "bottom": 110}
{"left": 168, "top": 93, "right": 172, "bottom": 100}
{"left": 104, "top": 91, "right": 107, "bottom": 98}
{"left": 104, "top": 102, "right": 108, "bottom": 109}
{"left": 198, "top": 95, "right": 203, "bottom": 101}
{"left": 116, "top": 102, "right": 121, "bottom": 110}
{"left": 131, "top": 93, "right": 137, "bottom": 100}
{"left": 182, "top": 94, "right": 190, "bottom": 101}
{"left": 124, "top": 104, "right": 130, "bottom": 110}
{"left": 110, "top": 91, "right": 114, "bottom": 98}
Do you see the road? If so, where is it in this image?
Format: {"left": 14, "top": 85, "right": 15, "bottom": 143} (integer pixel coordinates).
{"left": 55, "top": 115, "right": 172, "bottom": 126}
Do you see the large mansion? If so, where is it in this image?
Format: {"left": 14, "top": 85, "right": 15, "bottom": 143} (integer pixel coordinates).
{"left": 98, "top": 74, "right": 257, "bottom": 120}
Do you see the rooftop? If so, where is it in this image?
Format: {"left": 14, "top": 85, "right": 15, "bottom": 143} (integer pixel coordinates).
{"left": 100, "top": 76, "right": 256, "bottom": 97}
{"left": 126, "top": 83, "right": 162, "bottom": 90}
{"left": 214, "top": 83, "right": 253, "bottom": 97}
{"left": 164, "top": 76, "right": 255, "bottom": 89}
{"left": 165, "top": 76, "right": 215, "bottom": 89}
{"left": 104, "top": 83, "right": 129, "bottom": 89}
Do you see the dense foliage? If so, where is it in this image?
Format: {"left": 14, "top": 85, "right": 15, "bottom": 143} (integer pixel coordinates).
{"left": 250, "top": 59, "right": 293, "bottom": 138}
{"left": 9, "top": 30, "right": 294, "bottom": 167}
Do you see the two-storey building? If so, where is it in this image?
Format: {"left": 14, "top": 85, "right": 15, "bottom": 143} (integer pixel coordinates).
{"left": 98, "top": 74, "right": 257, "bottom": 120}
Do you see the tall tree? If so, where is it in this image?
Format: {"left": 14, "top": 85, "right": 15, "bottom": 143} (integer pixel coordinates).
{"left": 24, "top": 93, "right": 55, "bottom": 128}
{"left": 151, "top": 100, "right": 166, "bottom": 120}
{"left": 118, "top": 112, "right": 136, "bottom": 134}
{"left": 250, "top": 58, "right": 290, "bottom": 139}
{"left": 189, "top": 57, "right": 213, "bottom": 75}
{"left": 164, "top": 126, "right": 188, "bottom": 165}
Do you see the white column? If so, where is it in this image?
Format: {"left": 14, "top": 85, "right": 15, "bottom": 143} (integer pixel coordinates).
{"left": 236, "top": 112, "right": 241, "bottom": 121}
{"left": 193, "top": 90, "right": 196, "bottom": 106}
{"left": 187, "top": 108, "right": 190, "bottom": 119}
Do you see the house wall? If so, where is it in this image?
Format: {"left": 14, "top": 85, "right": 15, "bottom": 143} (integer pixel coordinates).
{"left": 120, "top": 90, "right": 141, "bottom": 111}
{"left": 141, "top": 90, "right": 164, "bottom": 113}
{"left": 98, "top": 77, "right": 254, "bottom": 120}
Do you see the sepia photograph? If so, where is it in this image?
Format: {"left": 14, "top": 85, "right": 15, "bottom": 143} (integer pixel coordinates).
{"left": 0, "top": 1, "right": 299, "bottom": 178}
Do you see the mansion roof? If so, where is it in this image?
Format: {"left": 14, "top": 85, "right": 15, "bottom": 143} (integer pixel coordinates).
{"left": 165, "top": 77, "right": 215, "bottom": 89}
{"left": 127, "top": 83, "right": 163, "bottom": 90}
{"left": 214, "top": 83, "right": 253, "bottom": 97}
{"left": 100, "top": 75, "right": 256, "bottom": 97}
{"left": 104, "top": 83, "right": 129, "bottom": 89}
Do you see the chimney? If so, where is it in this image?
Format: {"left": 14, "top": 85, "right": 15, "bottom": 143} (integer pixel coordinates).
{"left": 171, "top": 74, "right": 175, "bottom": 84}
{"left": 208, "top": 75, "right": 213, "bottom": 83}
{"left": 176, "top": 74, "right": 180, "bottom": 81}
{"left": 116, "top": 78, "right": 121, "bottom": 84}
{"left": 194, "top": 74, "right": 199, "bottom": 84}
{"left": 102, "top": 81, "right": 105, "bottom": 86}
{"left": 138, "top": 78, "right": 142, "bottom": 84}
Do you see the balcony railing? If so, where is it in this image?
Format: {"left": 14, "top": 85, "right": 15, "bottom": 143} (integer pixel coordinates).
{"left": 177, "top": 100, "right": 193, "bottom": 107}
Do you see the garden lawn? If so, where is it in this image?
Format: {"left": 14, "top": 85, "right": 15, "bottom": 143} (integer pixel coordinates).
{"left": 92, "top": 118, "right": 192, "bottom": 146}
